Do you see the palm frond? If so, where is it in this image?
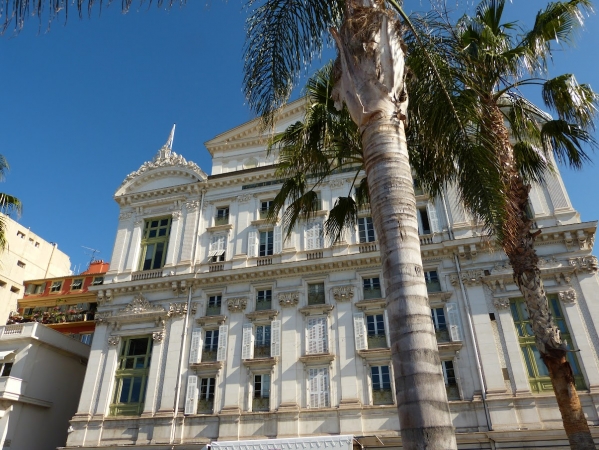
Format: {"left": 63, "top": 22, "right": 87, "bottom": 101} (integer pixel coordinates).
{"left": 542, "top": 74, "right": 598, "bottom": 129}
{"left": 541, "top": 120, "right": 596, "bottom": 168}
{"left": 243, "top": 0, "right": 343, "bottom": 126}
{"left": 1, "top": 0, "right": 186, "bottom": 33}
{"left": 324, "top": 196, "right": 358, "bottom": 244}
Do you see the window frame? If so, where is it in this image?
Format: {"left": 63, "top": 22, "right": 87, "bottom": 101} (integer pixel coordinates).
{"left": 206, "top": 294, "right": 222, "bottom": 316}
{"left": 363, "top": 277, "right": 382, "bottom": 299}
{"left": 259, "top": 230, "right": 274, "bottom": 257}
{"left": 71, "top": 278, "right": 84, "bottom": 291}
{"left": 139, "top": 217, "right": 172, "bottom": 271}
{"left": 358, "top": 217, "right": 376, "bottom": 243}
{"left": 92, "top": 277, "right": 104, "bottom": 286}
{"left": 50, "top": 281, "right": 62, "bottom": 293}
{"left": 215, "top": 206, "right": 230, "bottom": 226}
{"left": 252, "top": 373, "right": 271, "bottom": 411}
{"left": 370, "top": 365, "right": 393, "bottom": 405}
{"left": 256, "top": 288, "right": 272, "bottom": 311}
{"left": 110, "top": 336, "right": 153, "bottom": 416}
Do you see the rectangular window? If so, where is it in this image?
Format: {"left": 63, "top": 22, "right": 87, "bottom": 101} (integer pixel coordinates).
{"left": 71, "top": 278, "right": 83, "bottom": 290}
{"left": 16, "top": 261, "right": 25, "bottom": 268}
{"left": 140, "top": 217, "right": 172, "bottom": 271}
{"left": 363, "top": 277, "right": 382, "bottom": 299}
{"left": 358, "top": 217, "right": 376, "bottom": 243}
{"left": 259, "top": 230, "right": 274, "bottom": 256}
{"left": 35, "top": 241, "right": 40, "bottom": 248}
{"left": 25, "top": 284, "right": 36, "bottom": 295}
{"left": 92, "top": 277, "right": 104, "bottom": 286}
{"left": 442, "top": 360, "right": 460, "bottom": 400}
{"left": 305, "top": 222, "right": 323, "bottom": 250}
{"left": 198, "top": 377, "right": 216, "bottom": 413}
{"left": 260, "top": 200, "right": 273, "bottom": 219}
{"left": 371, "top": 365, "right": 393, "bottom": 405}
{"left": 253, "top": 374, "right": 271, "bottom": 411}
{"left": 256, "top": 289, "right": 272, "bottom": 311}
{"left": 50, "top": 281, "right": 62, "bottom": 293}
{"left": 510, "top": 296, "right": 585, "bottom": 392}
{"left": 110, "top": 336, "right": 153, "bottom": 416}
{"left": 425, "top": 271, "right": 441, "bottom": 292}
{"left": 431, "top": 308, "right": 449, "bottom": 343}
{"left": 206, "top": 295, "right": 222, "bottom": 316}
{"left": 16, "top": 231, "right": 24, "bottom": 239}
{"left": 413, "top": 178, "right": 424, "bottom": 196}
{"left": 215, "top": 207, "right": 230, "bottom": 226}
{"left": 313, "top": 192, "right": 323, "bottom": 211}
{"left": 254, "top": 325, "right": 271, "bottom": 358}
{"left": 0, "top": 363, "right": 13, "bottom": 377}
{"left": 308, "top": 367, "right": 330, "bottom": 408}
{"left": 209, "top": 235, "right": 227, "bottom": 263}
{"left": 9, "top": 286, "right": 19, "bottom": 294}
{"left": 306, "top": 317, "right": 328, "bottom": 354}
{"left": 202, "top": 330, "right": 219, "bottom": 362}
{"left": 418, "top": 208, "right": 431, "bottom": 235}
{"left": 308, "top": 283, "right": 325, "bottom": 305}
{"left": 366, "top": 314, "right": 387, "bottom": 349}
{"left": 80, "top": 334, "right": 93, "bottom": 345}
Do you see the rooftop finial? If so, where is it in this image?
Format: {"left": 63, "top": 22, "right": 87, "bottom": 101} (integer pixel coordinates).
{"left": 166, "top": 124, "right": 176, "bottom": 150}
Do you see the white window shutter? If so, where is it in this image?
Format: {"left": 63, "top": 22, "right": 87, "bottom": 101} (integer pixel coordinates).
{"left": 241, "top": 323, "right": 254, "bottom": 360}
{"left": 308, "top": 368, "right": 319, "bottom": 408}
{"left": 321, "top": 368, "right": 330, "bottom": 407}
{"left": 417, "top": 209, "right": 424, "bottom": 235}
{"left": 384, "top": 310, "right": 391, "bottom": 348}
{"left": 216, "top": 325, "right": 229, "bottom": 361}
{"left": 248, "top": 231, "right": 258, "bottom": 257}
{"left": 304, "top": 225, "right": 313, "bottom": 250}
{"left": 274, "top": 226, "right": 283, "bottom": 254}
{"left": 307, "top": 317, "right": 328, "bottom": 354}
{"left": 446, "top": 302, "right": 462, "bottom": 342}
{"left": 314, "top": 222, "right": 323, "bottom": 249}
{"left": 189, "top": 328, "right": 203, "bottom": 364}
{"left": 184, "top": 375, "right": 198, "bottom": 415}
{"left": 427, "top": 202, "right": 440, "bottom": 233}
{"left": 529, "top": 185, "right": 546, "bottom": 216}
{"left": 271, "top": 319, "right": 282, "bottom": 357}
{"left": 353, "top": 313, "right": 367, "bottom": 351}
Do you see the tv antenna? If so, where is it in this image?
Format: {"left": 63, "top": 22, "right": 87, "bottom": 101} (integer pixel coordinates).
{"left": 82, "top": 246, "right": 101, "bottom": 267}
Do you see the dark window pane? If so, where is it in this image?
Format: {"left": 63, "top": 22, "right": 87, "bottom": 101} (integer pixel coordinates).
{"left": 130, "top": 377, "right": 143, "bottom": 403}
{"left": 119, "top": 378, "right": 132, "bottom": 403}
{"left": 129, "top": 338, "right": 150, "bottom": 356}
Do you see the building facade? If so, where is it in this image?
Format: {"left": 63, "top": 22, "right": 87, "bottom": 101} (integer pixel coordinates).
{"left": 0, "top": 214, "right": 71, "bottom": 325}
{"left": 8, "top": 260, "right": 109, "bottom": 345}
{"left": 65, "top": 106, "right": 599, "bottom": 449}
{"left": 0, "top": 322, "right": 90, "bottom": 450}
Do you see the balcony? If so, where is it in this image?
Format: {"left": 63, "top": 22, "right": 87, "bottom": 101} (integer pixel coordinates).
{"left": 209, "top": 263, "right": 224, "bottom": 272}
{"left": 252, "top": 396, "right": 269, "bottom": 412}
{"left": 359, "top": 242, "right": 378, "bottom": 253}
{"left": 363, "top": 288, "right": 382, "bottom": 300}
{"left": 132, "top": 268, "right": 163, "bottom": 281}
{"left": 206, "top": 306, "right": 222, "bottom": 317}
{"left": 254, "top": 344, "right": 271, "bottom": 358}
{"left": 255, "top": 299, "right": 272, "bottom": 311}
{"left": 308, "top": 293, "right": 325, "bottom": 305}
{"left": 257, "top": 256, "right": 272, "bottom": 266}
{"left": 201, "top": 350, "right": 218, "bottom": 363}
{"left": 367, "top": 333, "right": 387, "bottom": 349}
{"left": 435, "top": 328, "right": 450, "bottom": 343}
{"left": 198, "top": 397, "right": 215, "bottom": 414}
{"left": 373, "top": 388, "right": 393, "bottom": 405}
{"left": 215, "top": 216, "right": 229, "bottom": 226}
{"left": 426, "top": 280, "right": 442, "bottom": 293}
{"left": 446, "top": 384, "right": 460, "bottom": 400}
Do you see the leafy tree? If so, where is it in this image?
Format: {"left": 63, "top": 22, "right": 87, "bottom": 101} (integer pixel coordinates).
{"left": 404, "top": 1, "right": 598, "bottom": 447}
{"left": 0, "top": 155, "right": 22, "bottom": 252}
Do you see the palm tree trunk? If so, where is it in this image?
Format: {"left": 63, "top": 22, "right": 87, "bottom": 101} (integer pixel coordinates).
{"left": 489, "top": 103, "right": 595, "bottom": 449}
{"left": 363, "top": 117, "right": 457, "bottom": 449}
{"left": 329, "top": 2, "right": 456, "bottom": 448}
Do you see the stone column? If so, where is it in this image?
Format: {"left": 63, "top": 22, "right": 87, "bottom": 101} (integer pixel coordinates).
{"left": 142, "top": 330, "right": 166, "bottom": 415}
{"left": 74, "top": 323, "right": 109, "bottom": 416}
{"left": 157, "top": 311, "right": 187, "bottom": 414}
{"left": 125, "top": 219, "right": 144, "bottom": 272}
{"left": 180, "top": 200, "right": 201, "bottom": 264}
{"left": 93, "top": 334, "right": 121, "bottom": 416}
{"left": 110, "top": 212, "right": 134, "bottom": 274}
{"left": 165, "top": 210, "right": 183, "bottom": 268}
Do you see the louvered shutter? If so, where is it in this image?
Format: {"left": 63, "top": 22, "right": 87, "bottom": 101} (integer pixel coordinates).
{"left": 184, "top": 375, "right": 198, "bottom": 415}
{"left": 529, "top": 185, "right": 545, "bottom": 216}
{"left": 189, "top": 328, "right": 203, "bottom": 364}
{"left": 307, "top": 317, "right": 328, "bottom": 354}
{"left": 241, "top": 323, "right": 254, "bottom": 360}
{"left": 321, "top": 368, "right": 330, "bottom": 407}
{"left": 353, "top": 313, "right": 367, "bottom": 350}
{"left": 417, "top": 209, "right": 424, "bottom": 235}
{"left": 314, "top": 222, "right": 323, "bottom": 248}
{"left": 427, "top": 202, "right": 440, "bottom": 233}
{"left": 248, "top": 231, "right": 258, "bottom": 257}
{"left": 274, "top": 226, "right": 282, "bottom": 254}
{"left": 446, "top": 302, "right": 462, "bottom": 342}
{"left": 383, "top": 310, "right": 391, "bottom": 348}
{"left": 308, "top": 368, "right": 319, "bottom": 408}
{"left": 216, "top": 325, "right": 229, "bottom": 361}
{"left": 271, "top": 319, "right": 281, "bottom": 357}
{"left": 304, "top": 225, "right": 314, "bottom": 250}
{"left": 209, "top": 235, "right": 218, "bottom": 257}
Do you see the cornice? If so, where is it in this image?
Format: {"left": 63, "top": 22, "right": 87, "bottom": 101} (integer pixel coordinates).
{"left": 116, "top": 182, "right": 204, "bottom": 206}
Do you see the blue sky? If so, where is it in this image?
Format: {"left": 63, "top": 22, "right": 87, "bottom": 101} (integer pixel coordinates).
{"left": 1, "top": 0, "right": 598, "bottom": 273}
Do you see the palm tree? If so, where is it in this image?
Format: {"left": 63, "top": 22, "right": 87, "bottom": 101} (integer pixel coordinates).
{"left": 0, "top": 155, "right": 22, "bottom": 252}
{"left": 404, "top": 1, "right": 597, "bottom": 448}
{"left": 246, "top": 0, "right": 460, "bottom": 446}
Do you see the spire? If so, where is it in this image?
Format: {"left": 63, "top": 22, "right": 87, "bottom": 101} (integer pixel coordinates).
{"left": 155, "top": 124, "right": 176, "bottom": 161}
{"left": 165, "top": 124, "right": 176, "bottom": 150}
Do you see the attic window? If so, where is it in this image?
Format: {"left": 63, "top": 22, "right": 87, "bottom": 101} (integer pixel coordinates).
{"left": 16, "top": 261, "right": 25, "bottom": 268}
{"left": 16, "top": 231, "right": 24, "bottom": 239}
{"left": 10, "top": 286, "right": 19, "bottom": 294}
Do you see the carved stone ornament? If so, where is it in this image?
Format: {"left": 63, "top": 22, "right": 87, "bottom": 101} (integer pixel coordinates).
{"left": 108, "top": 335, "right": 121, "bottom": 346}
{"left": 186, "top": 200, "right": 200, "bottom": 211}
{"left": 332, "top": 286, "right": 354, "bottom": 302}
{"left": 328, "top": 178, "right": 347, "bottom": 189}
{"left": 236, "top": 194, "right": 254, "bottom": 203}
{"left": 171, "top": 210, "right": 182, "bottom": 219}
{"left": 491, "top": 261, "right": 512, "bottom": 274}
{"left": 119, "top": 211, "right": 133, "bottom": 221}
{"left": 558, "top": 289, "right": 577, "bottom": 304}
{"left": 227, "top": 297, "right": 248, "bottom": 313}
{"left": 95, "top": 312, "right": 112, "bottom": 323}
{"left": 278, "top": 291, "right": 300, "bottom": 308}
{"left": 118, "top": 293, "right": 165, "bottom": 316}
{"left": 119, "top": 144, "right": 207, "bottom": 188}
{"left": 569, "top": 256, "right": 599, "bottom": 273}
{"left": 153, "top": 331, "right": 165, "bottom": 342}
{"left": 450, "top": 270, "right": 484, "bottom": 286}
{"left": 493, "top": 297, "right": 511, "bottom": 310}
{"left": 168, "top": 302, "right": 188, "bottom": 317}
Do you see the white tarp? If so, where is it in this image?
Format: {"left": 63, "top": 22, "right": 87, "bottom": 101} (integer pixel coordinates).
{"left": 210, "top": 435, "right": 354, "bottom": 450}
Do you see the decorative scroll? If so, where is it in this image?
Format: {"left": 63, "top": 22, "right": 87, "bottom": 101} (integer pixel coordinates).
{"left": 108, "top": 335, "right": 121, "bottom": 346}
{"left": 278, "top": 292, "right": 300, "bottom": 308}
{"left": 493, "top": 297, "right": 511, "bottom": 310}
{"left": 168, "top": 302, "right": 188, "bottom": 317}
{"left": 118, "top": 293, "right": 165, "bottom": 316}
{"left": 569, "top": 256, "right": 599, "bottom": 273}
{"left": 332, "top": 286, "right": 354, "bottom": 302}
{"left": 153, "top": 331, "right": 165, "bottom": 342}
{"left": 227, "top": 297, "right": 248, "bottom": 313}
{"left": 558, "top": 289, "right": 577, "bottom": 304}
